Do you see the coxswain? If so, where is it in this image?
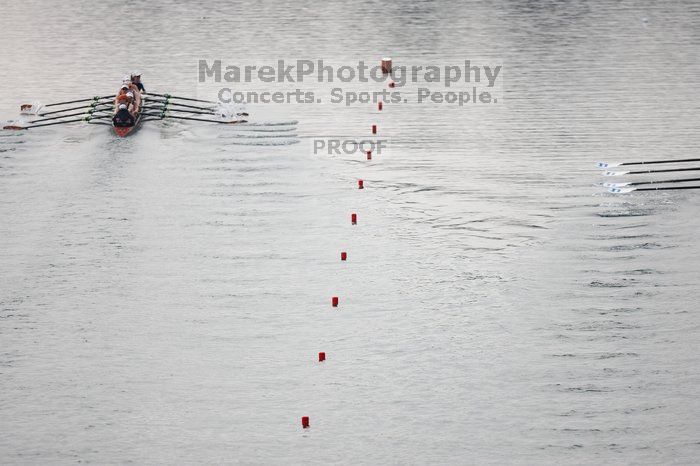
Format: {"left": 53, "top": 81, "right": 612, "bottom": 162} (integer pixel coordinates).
{"left": 113, "top": 104, "right": 135, "bottom": 127}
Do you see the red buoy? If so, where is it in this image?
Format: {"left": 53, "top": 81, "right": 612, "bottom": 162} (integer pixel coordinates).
{"left": 378, "top": 101, "right": 383, "bottom": 111}
{"left": 341, "top": 251, "right": 347, "bottom": 260}
{"left": 372, "top": 125, "right": 377, "bottom": 134}
{"left": 381, "top": 58, "right": 392, "bottom": 75}
{"left": 389, "top": 81, "right": 396, "bottom": 88}
{"left": 332, "top": 296, "right": 339, "bottom": 307}
{"left": 351, "top": 213, "right": 357, "bottom": 225}
{"left": 358, "top": 179, "right": 364, "bottom": 189}
{"left": 302, "top": 416, "right": 310, "bottom": 428}
{"left": 366, "top": 150, "right": 372, "bottom": 160}
{"left": 318, "top": 352, "right": 326, "bottom": 362}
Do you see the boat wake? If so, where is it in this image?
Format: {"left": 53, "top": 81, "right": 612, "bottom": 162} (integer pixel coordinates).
{"left": 216, "top": 139, "right": 300, "bottom": 146}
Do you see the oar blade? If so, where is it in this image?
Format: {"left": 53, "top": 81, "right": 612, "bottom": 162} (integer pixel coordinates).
{"left": 20, "top": 103, "right": 43, "bottom": 115}
{"left": 596, "top": 161, "right": 620, "bottom": 169}
{"left": 603, "top": 171, "right": 629, "bottom": 177}
{"left": 608, "top": 187, "right": 635, "bottom": 194}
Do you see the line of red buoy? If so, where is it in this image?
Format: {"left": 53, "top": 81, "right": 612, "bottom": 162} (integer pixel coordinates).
{"left": 305, "top": 58, "right": 391, "bottom": 429}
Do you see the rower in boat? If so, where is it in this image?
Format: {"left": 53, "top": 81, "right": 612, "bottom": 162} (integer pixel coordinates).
{"left": 115, "top": 85, "right": 129, "bottom": 107}
{"left": 113, "top": 103, "right": 135, "bottom": 127}
{"left": 112, "top": 80, "right": 141, "bottom": 127}
{"left": 116, "top": 77, "right": 141, "bottom": 105}
{"left": 131, "top": 71, "right": 145, "bottom": 92}
{"left": 126, "top": 87, "right": 141, "bottom": 112}
{"left": 125, "top": 91, "right": 136, "bottom": 112}
{"left": 122, "top": 76, "right": 140, "bottom": 94}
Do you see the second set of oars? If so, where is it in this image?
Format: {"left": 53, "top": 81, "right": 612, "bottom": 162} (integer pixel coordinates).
{"left": 142, "top": 93, "right": 248, "bottom": 124}
{"left": 596, "top": 157, "right": 700, "bottom": 193}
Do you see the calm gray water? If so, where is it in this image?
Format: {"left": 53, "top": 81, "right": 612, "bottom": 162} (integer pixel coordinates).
{"left": 1, "top": 1, "right": 699, "bottom": 464}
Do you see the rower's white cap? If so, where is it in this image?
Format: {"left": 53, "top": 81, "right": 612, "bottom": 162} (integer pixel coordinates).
{"left": 120, "top": 84, "right": 129, "bottom": 90}
{"left": 122, "top": 74, "right": 131, "bottom": 82}
{"left": 119, "top": 104, "right": 127, "bottom": 109}
{"left": 131, "top": 70, "right": 141, "bottom": 76}
{"left": 126, "top": 91, "right": 134, "bottom": 98}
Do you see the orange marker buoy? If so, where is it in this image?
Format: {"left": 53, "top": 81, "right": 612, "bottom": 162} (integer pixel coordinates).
{"left": 381, "top": 58, "right": 392, "bottom": 75}
{"left": 341, "top": 251, "right": 347, "bottom": 260}
{"left": 366, "top": 150, "right": 372, "bottom": 160}
{"left": 318, "top": 352, "right": 326, "bottom": 362}
{"left": 378, "top": 101, "right": 383, "bottom": 111}
{"left": 302, "top": 416, "right": 310, "bottom": 428}
{"left": 372, "top": 125, "right": 377, "bottom": 134}
{"left": 358, "top": 179, "right": 364, "bottom": 189}
{"left": 332, "top": 296, "right": 339, "bottom": 307}
{"left": 351, "top": 213, "right": 357, "bottom": 225}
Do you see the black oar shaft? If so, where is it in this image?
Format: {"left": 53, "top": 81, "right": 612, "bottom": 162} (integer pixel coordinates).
{"left": 32, "top": 112, "right": 85, "bottom": 122}
{"left": 162, "top": 115, "right": 244, "bottom": 124}
{"left": 169, "top": 109, "right": 216, "bottom": 116}
{"left": 631, "top": 177, "right": 700, "bottom": 186}
{"left": 32, "top": 109, "right": 108, "bottom": 123}
{"left": 637, "top": 185, "right": 700, "bottom": 191}
{"left": 147, "top": 98, "right": 214, "bottom": 111}
{"left": 25, "top": 114, "right": 112, "bottom": 129}
{"left": 170, "top": 103, "right": 214, "bottom": 111}
{"left": 623, "top": 158, "right": 700, "bottom": 166}
{"left": 44, "top": 95, "right": 113, "bottom": 107}
{"left": 147, "top": 92, "right": 217, "bottom": 104}
{"left": 629, "top": 167, "right": 700, "bottom": 174}
{"left": 26, "top": 118, "right": 87, "bottom": 128}
{"left": 142, "top": 103, "right": 215, "bottom": 116}
{"left": 39, "top": 102, "right": 112, "bottom": 116}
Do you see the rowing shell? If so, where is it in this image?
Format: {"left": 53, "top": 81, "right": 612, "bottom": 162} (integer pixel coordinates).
{"left": 113, "top": 90, "right": 144, "bottom": 137}
{"left": 5, "top": 90, "right": 252, "bottom": 134}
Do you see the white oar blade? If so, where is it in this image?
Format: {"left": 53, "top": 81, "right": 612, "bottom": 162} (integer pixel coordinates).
{"left": 608, "top": 187, "right": 635, "bottom": 194}
{"left": 20, "top": 102, "right": 43, "bottom": 116}
{"left": 603, "top": 182, "right": 630, "bottom": 188}
{"left": 596, "top": 161, "right": 620, "bottom": 169}
{"left": 215, "top": 103, "right": 247, "bottom": 119}
{"left": 603, "top": 170, "right": 629, "bottom": 177}
{"left": 3, "top": 122, "right": 28, "bottom": 130}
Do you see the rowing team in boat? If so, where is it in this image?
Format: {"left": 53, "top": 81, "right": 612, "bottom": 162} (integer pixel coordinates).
{"left": 113, "top": 72, "right": 146, "bottom": 128}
